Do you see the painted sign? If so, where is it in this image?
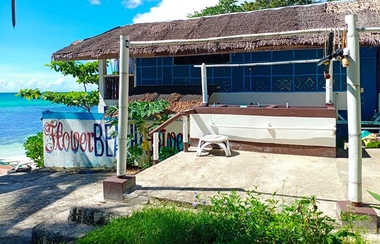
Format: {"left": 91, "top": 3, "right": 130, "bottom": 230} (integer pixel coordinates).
{"left": 42, "top": 111, "right": 187, "bottom": 168}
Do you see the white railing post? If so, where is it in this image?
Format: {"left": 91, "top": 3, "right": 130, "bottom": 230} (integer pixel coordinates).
{"left": 182, "top": 115, "right": 188, "bottom": 152}
{"left": 153, "top": 132, "right": 159, "bottom": 164}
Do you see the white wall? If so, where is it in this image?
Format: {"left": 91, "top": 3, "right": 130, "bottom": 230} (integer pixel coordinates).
{"left": 42, "top": 111, "right": 187, "bottom": 168}
{"left": 43, "top": 112, "right": 116, "bottom": 168}
{"left": 190, "top": 114, "right": 336, "bottom": 147}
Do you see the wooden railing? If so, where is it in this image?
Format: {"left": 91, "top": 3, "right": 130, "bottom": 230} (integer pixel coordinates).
{"left": 149, "top": 109, "right": 195, "bottom": 164}
{"left": 149, "top": 109, "right": 195, "bottom": 136}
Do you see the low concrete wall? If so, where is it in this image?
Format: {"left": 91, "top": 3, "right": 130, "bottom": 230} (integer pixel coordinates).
{"left": 190, "top": 106, "right": 337, "bottom": 157}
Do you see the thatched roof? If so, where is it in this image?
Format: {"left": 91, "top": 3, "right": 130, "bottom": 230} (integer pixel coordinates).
{"left": 52, "top": 0, "right": 380, "bottom": 61}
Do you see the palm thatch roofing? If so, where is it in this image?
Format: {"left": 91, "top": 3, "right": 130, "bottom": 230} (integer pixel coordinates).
{"left": 52, "top": 0, "right": 380, "bottom": 61}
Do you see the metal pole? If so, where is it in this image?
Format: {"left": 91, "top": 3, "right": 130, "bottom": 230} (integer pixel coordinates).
{"left": 116, "top": 35, "right": 129, "bottom": 177}
{"left": 195, "top": 59, "right": 320, "bottom": 68}
{"left": 129, "top": 28, "right": 380, "bottom": 48}
{"left": 98, "top": 59, "right": 107, "bottom": 113}
{"left": 326, "top": 62, "right": 333, "bottom": 104}
{"left": 201, "top": 63, "right": 208, "bottom": 105}
{"left": 129, "top": 28, "right": 344, "bottom": 46}
{"left": 346, "top": 14, "right": 362, "bottom": 206}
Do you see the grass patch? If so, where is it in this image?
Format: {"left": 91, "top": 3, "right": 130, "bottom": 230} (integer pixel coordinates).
{"left": 77, "top": 191, "right": 366, "bottom": 244}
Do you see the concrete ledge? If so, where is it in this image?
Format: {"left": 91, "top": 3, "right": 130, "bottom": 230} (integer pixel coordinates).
{"left": 31, "top": 211, "right": 96, "bottom": 244}
{"left": 336, "top": 201, "right": 378, "bottom": 234}
{"left": 103, "top": 175, "right": 136, "bottom": 201}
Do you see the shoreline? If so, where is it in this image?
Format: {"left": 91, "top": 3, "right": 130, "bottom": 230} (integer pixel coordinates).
{"left": 1, "top": 155, "right": 32, "bottom": 164}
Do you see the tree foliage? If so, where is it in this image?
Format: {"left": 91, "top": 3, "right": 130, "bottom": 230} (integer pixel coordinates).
{"left": 106, "top": 100, "right": 170, "bottom": 165}
{"left": 17, "top": 60, "right": 99, "bottom": 113}
{"left": 24, "top": 132, "right": 44, "bottom": 168}
{"left": 46, "top": 60, "right": 99, "bottom": 92}
{"left": 189, "top": 0, "right": 335, "bottom": 17}
{"left": 189, "top": 0, "right": 243, "bottom": 18}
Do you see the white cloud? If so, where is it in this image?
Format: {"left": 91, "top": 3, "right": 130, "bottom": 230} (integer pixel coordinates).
{"left": 0, "top": 76, "right": 97, "bottom": 93}
{"left": 122, "top": 0, "right": 142, "bottom": 9}
{"left": 89, "top": 0, "right": 101, "bottom": 5}
{"left": 133, "top": 0, "right": 246, "bottom": 23}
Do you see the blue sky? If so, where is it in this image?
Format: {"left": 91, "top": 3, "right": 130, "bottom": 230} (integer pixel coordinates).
{"left": 0, "top": 0, "right": 227, "bottom": 92}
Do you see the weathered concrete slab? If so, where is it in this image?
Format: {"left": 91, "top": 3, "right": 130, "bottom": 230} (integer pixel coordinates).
{"left": 1, "top": 148, "right": 380, "bottom": 242}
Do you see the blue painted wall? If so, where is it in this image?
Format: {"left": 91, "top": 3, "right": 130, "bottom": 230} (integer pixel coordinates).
{"left": 136, "top": 47, "right": 379, "bottom": 120}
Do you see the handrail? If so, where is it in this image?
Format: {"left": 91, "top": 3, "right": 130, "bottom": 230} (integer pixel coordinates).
{"left": 149, "top": 108, "right": 196, "bottom": 136}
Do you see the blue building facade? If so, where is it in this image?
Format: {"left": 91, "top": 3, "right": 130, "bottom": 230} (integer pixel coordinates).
{"left": 135, "top": 47, "right": 379, "bottom": 121}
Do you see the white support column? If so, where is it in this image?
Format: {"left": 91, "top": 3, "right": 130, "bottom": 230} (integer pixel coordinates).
{"left": 98, "top": 59, "right": 107, "bottom": 113}
{"left": 201, "top": 63, "right": 208, "bottom": 105}
{"left": 153, "top": 132, "right": 159, "bottom": 164}
{"left": 325, "top": 62, "right": 333, "bottom": 105}
{"left": 346, "top": 14, "right": 362, "bottom": 206}
{"left": 116, "top": 35, "right": 130, "bottom": 177}
{"left": 182, "top": 115, "right": 188, "bottom": 152}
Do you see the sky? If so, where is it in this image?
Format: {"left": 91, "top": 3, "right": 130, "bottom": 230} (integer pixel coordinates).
{"left": 0, "top": 0, "right": 248, "bottom": 92}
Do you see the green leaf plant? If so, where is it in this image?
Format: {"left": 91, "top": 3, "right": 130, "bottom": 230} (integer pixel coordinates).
{"left": 367, "top": 190, "right": 380, "bottom": 211}
{"left": 105, "top": 100, "right": 170, "bottom": 167}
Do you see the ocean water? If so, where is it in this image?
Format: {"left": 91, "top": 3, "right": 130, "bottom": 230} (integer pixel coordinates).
{"left": 0, "top": 92, "right": 96, "bottom": 158}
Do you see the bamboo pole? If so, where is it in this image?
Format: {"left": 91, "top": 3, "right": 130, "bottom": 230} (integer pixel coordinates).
{"left": 116, "top": 35, "right": 129, "bottom": 177}
{"left": 346, "top": 15, "right": 362, "bottom": 206}
{"left": 129, "top": 27, "right": 380, "bottom": 47}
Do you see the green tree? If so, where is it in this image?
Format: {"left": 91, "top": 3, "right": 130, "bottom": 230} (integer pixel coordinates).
{"left": 188, "top": 0, "right": 243, "bottom": 18}
{"left": 242, "top": 0, "right": 317, "bottom": 11}
{"left": 189, "top": 0, "right": 336, "bottom": 17}
{"left": 17, "top": 60, "right": 99, "bottom": 113}
{"left": 106, "top": 100, "right": 170, "bottom": 166}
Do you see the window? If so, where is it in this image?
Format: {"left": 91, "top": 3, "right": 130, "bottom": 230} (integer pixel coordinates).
{"left": 174, "top": 54, "right": 230, "bottom": 65}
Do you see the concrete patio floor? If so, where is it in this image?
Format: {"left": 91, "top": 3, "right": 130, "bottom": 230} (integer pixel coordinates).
{"left": 132, "top": 147, "right": 380, "bottom": 226}
{"left": 2, "top": 147, "right": 380, "bottom": 242}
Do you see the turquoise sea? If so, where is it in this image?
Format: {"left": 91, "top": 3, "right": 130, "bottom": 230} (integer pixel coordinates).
{"left": 0, "top": 92, "right": 96, "bottom": 158}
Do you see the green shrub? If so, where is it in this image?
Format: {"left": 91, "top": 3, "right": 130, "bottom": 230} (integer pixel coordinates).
{"left": 127, "top": 144, "right": 142, "bottom": 168}
{"left": 77, "top": 191, "right": 363, "bottom": 244}
{"left": 24, "top": 132, "right": 44, "bottom": 168}
{"left": 76, "top": 207, "right": 216, "bottom": 244}
{"left": 159, "top": 146, "right": 178, "bottom": 161}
